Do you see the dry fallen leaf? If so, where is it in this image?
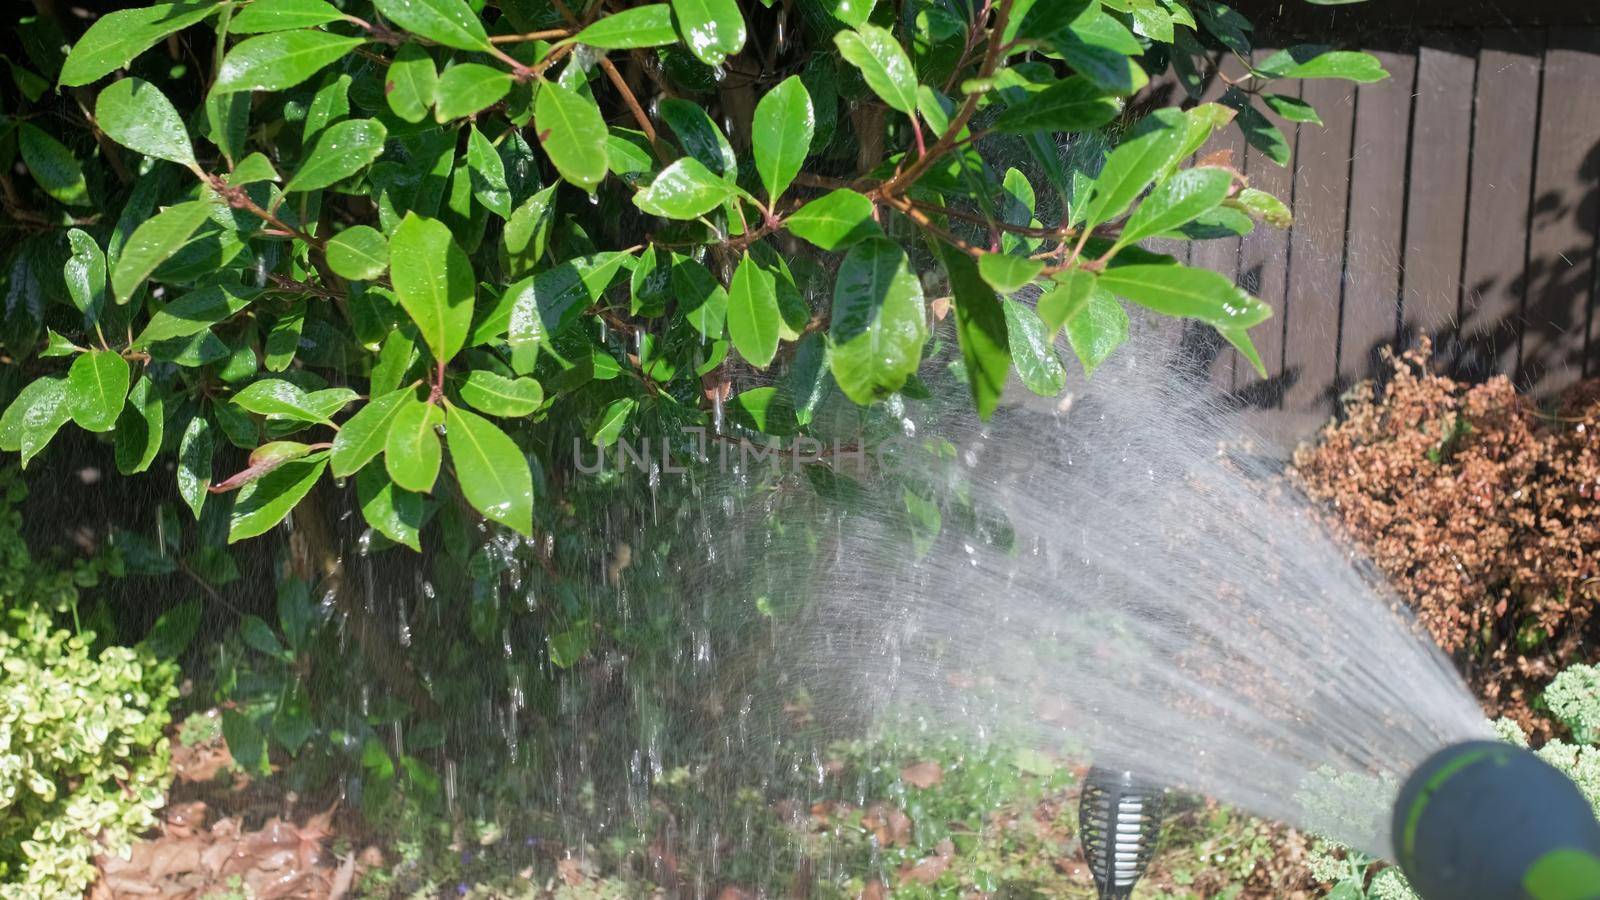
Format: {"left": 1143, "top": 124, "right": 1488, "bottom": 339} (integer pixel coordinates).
{"left": 900, "top": 760, "right": 943, "bottom": 789}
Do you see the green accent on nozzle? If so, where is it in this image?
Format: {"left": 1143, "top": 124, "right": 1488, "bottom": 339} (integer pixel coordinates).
{"left": 1398, "top": 744, "right": 1498, "bottom": 864}
{"left": 1524, "top": 848, "right": 1600, "bottom": 900}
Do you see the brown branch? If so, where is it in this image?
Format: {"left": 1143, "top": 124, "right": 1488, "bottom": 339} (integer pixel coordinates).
{"left": 597, "top": 55, "right": 669, "bottom": 161}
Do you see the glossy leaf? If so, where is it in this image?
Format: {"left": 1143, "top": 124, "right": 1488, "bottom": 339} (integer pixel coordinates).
{"left": 992, "top": 75, "right": 1121, "bottom": 133}
{"left": 829, "top": 240, "right": 928, "bottom": 404}
{"left": 1261, "top": 93, "right": 1321, "bottom": 124}
{"left": 326, "top": 225, "right": 390, "bottom": 281}
{"left": 1116, "top": 166, "right": 1232, "bottom": 249}
{"left": 752, "top": 75, "right": 813, "bottom": 203}
{"left": 66, "top": 350, "right": 130, "bottom": 433}
{"left": 1230, "top": 187, "right": 1293, "bottom": 229}
{"left": 942, "top": 244, "right": 1008, "bottom": 419}
{"left": 134, "top": 281, "right": 257, "bottom": 347}
{"left": 111, "top": 200, "right": 213, "bottom": 303}
{"left": 670, "top": 0, "right": 747, "bottom": 66}
{"left": 784, "top": 189, "right": 882, "bottom": 250}
{"left": 284, "top": 118, "right": 386, "bottom": 192}
{"left": 386, "top": 43, "right": 438, "bottom": 123}
{"left": 330, "top": 388, "right": 410, "bottom": 476}
{"left": 234, "top": 379, "right": 353, "bottom": 424}
{"left": 18, "top": 124, "right": 90, "bottom": 207}
{"left": 0, "top": 376, "right": 72, "bottom": 468}
{"left": 385, "top": 396, "right": 443, "bottom": 493}
{"left": 445, "top": 404, "right": 534, "bottom": 535}
{"left": 229, "top": 455, "right": 328, "bottom": 542}
{"left": 434, "top": 63, "right": 512, "bottom": 121}
{"left": 1038, "top": 268, "right": 1095, "bottom": 336}
{"left": 727, "top": 253, "right": 781, "bottom": 368}
{"left": 633, "top": 157, "right": 737, "bottom": 220}
{"left": 96, "top": 78, "right": 195, "bottom": 167}
{"left": 1065, "top": 286, "right": 1128, "bottom": 376}
{"left": 115, "top": 376, "right": 165, "bottom": 475}
{"left": 214, "top": 31, "right": 366, "bottom": 94}
{"left": 834, "top": 26, "right": 917, "bottom": 114}
{"left": 1219, "top": 325, "right": 1268, "bottom": 378}
{"left": 658, "top": 99, "right": 736, "bottom": 177}
{"left": 459, "top": 371, "right": 544, "bottom": 417}
{"left": 177, "top": 414, "right": 213, "bottom": 518}
{"left": 63, "top": 229, "right": 107, "bottom": 322}
{"left": 60, "top": 0, "right": 222, "bottom": 86}
{"left": 1081, "top": 107, "right": 1186, "bottom": 229}
{"left": 1259, "top": 47, "right": 1388, "bottom": 82}
{"left": 467, "top": 125, "right": 512, "bottom": 217}
{"left": 374, "top": 0, "right": 492, "bottom": 52}
{"left": 1096, "top": 264, "right": 1272, "bottom": 327}
{"left": 1054, "top": 12, "right": 1148, "bottom": 95}
{"left": 356, "top": 466, "right": 423, "bottom": 550}
{"left": 1003, "top": 299, "right": 1066, "bottom": 396}
{"left": 977, "top": 253, "right": 1045, "bottom": 294}
{"left": 231, "top": 0, "right": 345, "bottom": 33}
{"left": 534, "top": 80, "right": 608, "bottom": 191}
{"left": 573, "top": 5, "right": 678, "bottom": 48}
{"left": 389, "top": 213, "right": 476, "bottom": 363}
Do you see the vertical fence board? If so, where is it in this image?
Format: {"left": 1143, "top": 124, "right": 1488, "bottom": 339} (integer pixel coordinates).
{"left": 1233, "top": 49, "right": 1297, "bottom": 406}
{"left": 1400, "top": 39, "right": 1478, "bottom": 356}
{"left": 1520, "top": 28, "right": 1600, "bottom": 390}
{"left": 1339, "top": 47, "right": 1416, "bottom": 390}
{"left": 1281, "top": 77, "right": 1355, "bottom": 415}
{"left": 1459, "top": 30, "right": 1544, "bottom": 381}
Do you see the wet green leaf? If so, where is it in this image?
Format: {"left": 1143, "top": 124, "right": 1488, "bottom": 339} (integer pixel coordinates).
{"left": 285, "top": 118, "right": 386, "bottom": 192}
{"left": 590, "top": 396, "right": 635, "bottom": 446}
{"left": 834, "top": 25, "right": 917, "bottom": 114}
{"left": 60, "top": 0, "right": 222, "bottom": 86}
{"left": 1116, "top": 166, "right": 1232, "bottom": 249}
{"left": 356, "top": 465, "right": 424, "bottom": 550}
{"left": 229, "top": 454, "right": 328, "bottom": 542}
{"left": 829, "top": 240, "right": 927, "bottom": 404}
{"left": 1003, "top": 299, "right": 1065, "bottom": 396}
{"left": 445, "top": 403, "right": 533, "bottom": 535}
{"left": 389, "top": 213, "right": 476, "bottom": 364}
{"left": 134, "top": 280, "right": 257, "bottom": 347}
{"left": 177, "top": 414, "right": 213, "bottom": 518}
{"left": 466, "top": 125, "right": 512, "bottom": 217}
{"left": 977, "top": 253, "right": 1044, "bottom": 294}
{"left": 330, "top": 388, "right": 411, "bottom": 476}
{"left": 1230, "top": 187, "right": 1293, "bottom": 229}
{"left": 66, "top": 350, "right": 130, "bottom": 433}
{"left": 232, "top": 0, "right": 344, "bottom": 33}
{"left": 96, "top": 77, "right": 195, "bottom": 167}
{"left": 1261, "top": 93, "right": 1321, "bottom": 124}
{"left": 374, "top": 0, "right": 492, "bottom": 52}
{"left": 670, "top": 0, "right": 747, "bottom": 66}
{"left": 1097, "top": 264, "right": 1272, "bottom": 327}
{"left": 18, "top": 124, "right": 90, "bottom": 207}
{"left": 942, "top": 244, "right": 1008, "bottom": 419}
{"left": 434, "top": 63, "right": 512, "bottom": 121}
{"left": 752, "top": 75, "right": 812, "bottom": 204}
{"left": 264, "top": 307, "right": 305, "bottom": 372}
{"left": 534, "top": 80, "right": 608, "bottom": 191}
{"left": 658, "top": 98, "right": 736, "bottom": 178}
{"left": 386, "top": 43, "right": 438, "bottom": 123}
{"left": 0, "top": 376, "right": 72, "bottom": 468}
{"left": 784, "top": 189, "right": 882, "bottom": 250}
{"left": 1258, "top": 47, "right": 1387, "bottom": 82}
{"left": 673, "top": 256, "right": 728, "bottom": 338}
{"left": 385, "top": 396, "right": 443, "bottom": 492}
{"left": 1038, "top": 268, "right": 1095, "bottom": 336}
{"left": 111, "top": 200, "right": 214, "bottom": 303}
{"left": 1064, "top": 286, "right": 1126, "bottom": 376}
{"left": 633, "top": 157, "right": 737, "bottom": 220}
{"left": 459, "top": 371, "right": 544, "bottom": 417}
{"left": 992, "top": 75, "right": 1121, "bottom": 133}
{"left": 214, "top": 30, "right": 366, "bottom": 94}
{"left": 326, "top": 225, "right": 390, "bottom": 281}
{"left": 1052, "top": 12, "right": 1148, "bottom": 95}
{"left": 573, "top": 5, "right": 679, "bottom": 48}
{"left": 1081, "top": 107, "right": 1185, "bottom": 228}
{"left": 115, "top": 377, "right": 165, "bottom": 475}
{"left": 63, "top": 229, "right": 107, "bottom": 322}
{"left": 233, "top": 379, "right": 355, "bottom": 424}
{"left": 727, "top": 253, "right": 781, "bottom": 368}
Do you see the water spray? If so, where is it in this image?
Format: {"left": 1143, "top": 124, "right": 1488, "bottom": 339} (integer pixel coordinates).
{"left": 1078, "top": 766, "right": 1163, "bottom": 900}
{"left": 1393, "top": 741, "right": 1600, "bottom": 900}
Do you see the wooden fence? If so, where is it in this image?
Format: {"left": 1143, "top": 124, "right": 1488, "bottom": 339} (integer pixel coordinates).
{"left": 1164, "top": 6, "right": 1600, "bottom": 430}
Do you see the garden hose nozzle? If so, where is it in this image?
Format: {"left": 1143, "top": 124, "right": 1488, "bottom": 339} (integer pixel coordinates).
{"left": 1079, "top": 766, "right": 1164, "bottom": 900}
{"left": 1394, "top": 740, "right": 1600, "bottom": 900}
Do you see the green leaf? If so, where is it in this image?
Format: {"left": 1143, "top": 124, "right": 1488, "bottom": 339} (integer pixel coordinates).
{"left": 229, "top": 455, "right": 328, "bottom": 542}
{"left": 1053, "top": 12, "right": 1148, "bottom": 95}
{"left": 834, "top": 25, "right": 917, "bottom": 114}
{"left": 177, "top": 414, "right": 213, "bottom": 518}
{"left": 729, "top": 386, "right": 799, "bottom": 435}
{"left": 501, "top": 185, "right": 557, "bottom": 277}
{"left": 284, "top": 118, "right": 386, "bottom": 192}
{"left": 112, "top": 200, "right": 214, "bottom": 303}
{"left": 1038, "top": 267, "right": 1095, "bottom": 336}
{"left": 264, "top": 307, "right": 304, "bottom": 372}
{"left": 434, "top": 63, "right": 513, "bottom": 121}
{"left": 459, "top": 371, "right": 544, "bottom": 417}
{"left": 1096, "top": 264, "right": 1272, "bottom": 327}
{"left": 534, "top": 80, "right": 609, "bottom": 191}
{"left": 670, "top": 0, "right": 746, "bottom": 66}
{"left": 572, "top": 5, "right": 679, "bottom": 48}
{"left": 1003, "top": 299, "right": 1065, "bottom": 396}
{"left": 326, "top": 225, "right": 390, "bottom": 280}
{"left": 673, "top": 256, "right": 728, "bottom": 338}
{"left": 355, "top": 466, "right": 423, "bottom": 551}
{"left": 66, "top": 350, "right": 130, "bottom": 433}
{"left": 232, "top": 0, "right": 345, "bottom": 33}
{"left": 389, "top": 213, "right": 476, "bottom": 363}
{"left": 977, "top": 253, "right": 1044, "bottom": 294}
{"left": 499, "top": 252, "right": 632, "bottom": 346}
{"left": 590, "top": 397, "right": 635, "bottom": 446}
{"left": 214, "top": 30, "right": 366, "bottom": 94}
{"left": 1116, "top": 166, "right": 1232, "bottom": 249}
{"left": 1261, "top": 93, "right": 1321, "bottom": 124}
{"left": 658, "top": 98, "right": 736, "bottom": 178}
{"left": 63, "top": 228, "right": 108, "bottom": 322}
{"left": 1065, "top": 286, "right": 1127, "bottom": 375}
{"left": 96, "top": 77, "right": 195, "bottom": 167}
{"left": 1225, "top": 92, "right": 1291, "bottom": 167}
{"left": 784, "top": 189, "right": 882, "bottom": 250}
{"left": 115, "top": 376, "right": 165, "bottom": 474}
{"left": 386, "top": 43, "right": 438, "bottom": 123}
{"left": 330, "top": 388, "right": 411, "bottom": 476}
{"left": 829, "top": 239, "right": 928, "bottom": 404}
{"left": 466, "top": 125, "right": 512, "bottom": 217}
{"left": 60, "top": 0, "right": 222, "bottom": 86}
{"left": 374, "top": 0, "right": 492, "bottom": 52}
{"left": 727, "top": 253, "right": 781, "bottom": 368}
{"left": 1259, "top": 47, "right": 1387, "bottom": 82}
{"left": 445, "top": 404, "right": 534, "bottom": 535}
{"left": 234, "top": 378, "right": 353, "bottom": 424}
{"left": 385, "top": 396, "right": 443, "bottom": 492}
{"left": 0, "top": 376, "right": 71, "bottom": 468}
{"left": 941, "top": 244, "right": 1008, "bottom": 419}
{"left": 633, "top": 157, "right": 737, "bottom": 220}
{"left": 1230, "top": 187, "right": 1293, "bottom": 229}
{"left": 828, "top": 0, "right": 874, "bottom": 28}
{"left": 752, "top": 75, "right": 813, "bottom": 204}
{"left": 18, "top": 124, "right": 90, "bottom": 207}
{"left": 992, "top": 75, "right": 1121, "bottom": 133}
{"left": 229, "top": 152, "right": 280, "bottom": 185}
{"left": 1218, "top": 324, "right": 1267, "bottom": 378}
{"left": 1081, "top": 107, "right": 1185, "bottom": 229}
{"left": 134, "top": 280, "right": 257, "bottom": 347}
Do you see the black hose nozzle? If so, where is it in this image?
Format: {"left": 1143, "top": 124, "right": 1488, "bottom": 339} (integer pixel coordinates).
{"left": 1393, "top": 740, "right": 1600, "bottom": 900}
{"left": 1079, "top": 766, "right": 1164, "bottom": 900}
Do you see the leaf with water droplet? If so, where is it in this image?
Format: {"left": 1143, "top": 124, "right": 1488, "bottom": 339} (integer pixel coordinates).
{"left": 784, "top": 189, "right": 882, "bottom": 250}
{"left": 0, "top": 376, "right": 72, "bottom": 469}
{"left": 1097, "top": 264, "right": 1271, "bottom": 328}
{"left": 991, "top": 74, "right": 1121, "bottom": 134}
{"left": 96, "top": 77, "right": 195, "bottom": 167}
{"left": 386, "top": 396, "right": 443, "bottom": 493}
{"left": 942, "top": 243, "right": 1008, "bottom": 419}
{"left": 111, "top": 200, "right": 213, "bottom": 303}
{"left": 977, "top": 253, "right": 1044, "bottom": 295}
{"left": 356, "top": 465, "right": 424, "bottom": 551}
{"left": 114, "top": 376, "right": 165, "bottom": 475}
{"left": 59, "top": 0, "right": 223, "bottom": 87}
{"left": 727, "top": 253, "right": 781, "bottom": 368}
{"left": 1080, "top": 107, "right": 1186, "bottom": 229}
{"left": 228, "top": 453, "right": 329, "bottom": 542}
{"left": 466, "top": 124, "right": 512, "bottom": 217}
{"left": 374, "top": 0, "right": 492, "bottom": 52}
{"left": 534, "top": 80, "right": 608, "bottom": 191}
{"left": 459, "top": 370, "right": 544, "bottom": 418}
{"left": 18, "top": 124, "right": 90, "bottom": 207}
{"left": 752, "top": 75, "right": 813, "bottom": 204}
{"left": 1003, "top": 298, "right": 1066, "bottom": 397}
{"left": 232, "top": 0, "right": 345, "bottom": 33}
{"left": 66, "top": 349, "right": 130, "bottom": 433}
{"left": 177, "top": 414, "right": 213, "bottom": 519}
{"left": 633, "top": 156, "right": 737, "bottom": 220}
{"left": 389, "top": 213, "right": 476, "bottom": 364}
{"left": 326, "top": 225, "right": 390, "bottom": 281}
{"left": 833, "top": 26, "right": 918, "bottom": 114}
{"left": 1065, "top": 286, "right": 1127, "bottom": 376}
{"left": 284, "top": 118, "right": 387, "bottom": 193}
{"left": 434, "top": 63, "right": 512, "bottom": 121}
{"left": 63, "top": 229, "right": 107, "bottom": 323}
{"left": 669, "top": 0, "right": 746, "bottom": 66}
{"left": 829, "top": 240, "right": 928, "bottom": 404}
{"left": 330, "top": 388, "right": 411, "bottom": 477}
{"left": 446, "top": 403, "right": 534, "bottom": 535}
{"left": 386, "top": 42, "right": 438, "bottom": 123}
{"left": 213, "top": 30, "right": 367, "bottom": 94}
{"left": 572, "top": 4, "right": 679, "bottom": 48}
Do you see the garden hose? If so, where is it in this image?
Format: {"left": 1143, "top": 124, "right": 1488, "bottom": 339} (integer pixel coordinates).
{"left": 1079, "top": 766, "right": 1164, "bottom": 900}
{"left": 1394, "top": 740, "right": 1600, "bottom": 900}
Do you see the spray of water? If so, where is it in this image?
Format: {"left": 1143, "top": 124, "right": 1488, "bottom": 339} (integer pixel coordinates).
{"left": 754, "top": 322, "right": 1491, "bottom": 859}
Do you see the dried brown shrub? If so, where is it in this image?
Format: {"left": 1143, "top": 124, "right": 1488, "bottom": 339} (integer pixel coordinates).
{"left": 1291, "top": 342, "right": 1600, "bottom": 730}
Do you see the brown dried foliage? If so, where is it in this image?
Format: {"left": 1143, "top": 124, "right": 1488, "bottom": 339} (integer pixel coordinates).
{"left": 1292, "top": 343, "right": 1600, "bottom": 730}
